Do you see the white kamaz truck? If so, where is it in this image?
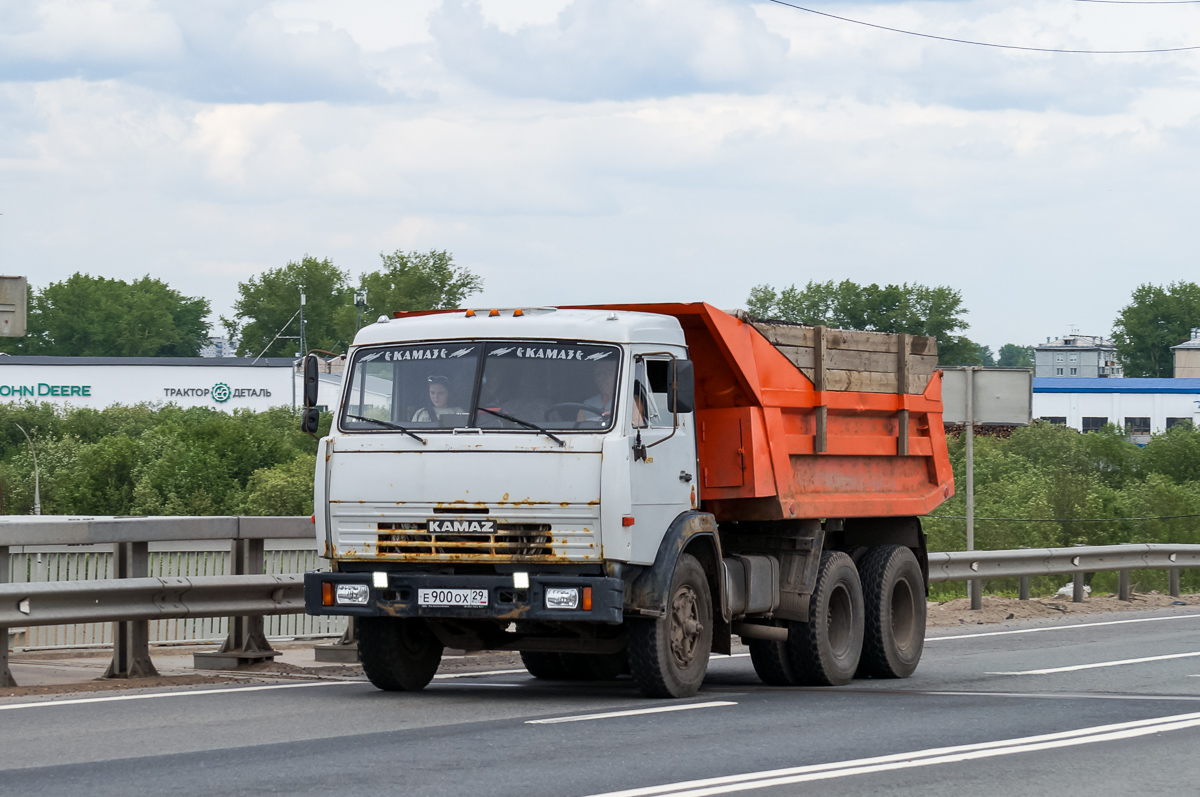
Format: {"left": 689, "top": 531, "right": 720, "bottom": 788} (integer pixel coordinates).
{"left": 303, "top": 303, "right": 953, "bottom": 698}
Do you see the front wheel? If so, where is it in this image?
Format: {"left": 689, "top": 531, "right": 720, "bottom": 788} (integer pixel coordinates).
{"left": 788, "top": 551, "right": 864, "bottom": 686}
{"left": 358, "top": 617, "right": 443, "bottom": 691}
{"left": 628, "top": 553, "right": 713, "bottom": 698}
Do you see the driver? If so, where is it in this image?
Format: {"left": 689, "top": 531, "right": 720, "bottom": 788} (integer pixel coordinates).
{"left": 577, "top": 359, "right": 619, "bottom": 423}
{"left": 412, "top": 376, "right": 465, "bottom": 422}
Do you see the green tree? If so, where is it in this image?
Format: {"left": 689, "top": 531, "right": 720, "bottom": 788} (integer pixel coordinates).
{"left": 1141, "top": 421, "right": 1200, "bottom": 485}
{"left": 997, "top": 344, "right": 1034, "bottom": 368}
{"left": 223, "top": 256, "right": 354, "bottom": 357}
{"left": 746, "top": 280, "right": 979, "bottom": 365}
{"left": 0, "top": 274, "right": 210, "bottom": 356}
{"left": 241, "top": 454, "right": 317, "bottom": 516}
{"left": 1112, "top": 281, "right": 1200, "bottom": 377}
{"left": 358, "top": 250, "right": 484, "bottom": 324}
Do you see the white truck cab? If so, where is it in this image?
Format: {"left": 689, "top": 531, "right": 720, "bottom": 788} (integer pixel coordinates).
{"left": 305, "top": 307, "right": 707, "bottom": 695}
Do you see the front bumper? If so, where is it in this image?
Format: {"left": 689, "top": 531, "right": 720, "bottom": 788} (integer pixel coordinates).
{"left": 304, "top": 571, "right": 624, "bottom": 624}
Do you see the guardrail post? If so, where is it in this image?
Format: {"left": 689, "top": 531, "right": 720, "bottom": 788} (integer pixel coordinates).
{"left": 1, "top": 545, "right": 15, "bottom": 687}
{"left": 1018, "top": 576, "right": 1030, "bottom": 601}
{"left": 1118, "top": 569, "right": 1131, "bottom": 601}
{"left": 315, "top": 618, "right": 359, "bottom": 663}
{"left": 104, "top": 542, "right": 159, "bottom": 678}
{"left": 1169, "top": 568, "right": 1181, "bottom": 598}
{"left": 194, "top": 538, "right": 279, "bottom": 670}
{"left": 1072, "top": 571, "right": 1086, "bottom": 603}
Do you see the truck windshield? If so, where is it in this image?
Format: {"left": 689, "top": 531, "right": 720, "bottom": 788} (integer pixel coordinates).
{"left": 340, "top": 340, "right": 621, "bottom": 433}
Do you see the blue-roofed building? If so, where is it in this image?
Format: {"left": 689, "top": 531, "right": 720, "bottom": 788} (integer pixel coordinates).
{"left": 1033, "top": 377, "right": 1200, "bottom": 443}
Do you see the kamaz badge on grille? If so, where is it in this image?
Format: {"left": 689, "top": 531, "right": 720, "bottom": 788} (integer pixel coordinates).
{"left": 426, "top": 520, "right": 496, "bottom": 533}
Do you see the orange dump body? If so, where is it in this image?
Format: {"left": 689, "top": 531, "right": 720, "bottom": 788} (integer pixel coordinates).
{"left": 580, "top": 302, "right": 956, "bottom": 523}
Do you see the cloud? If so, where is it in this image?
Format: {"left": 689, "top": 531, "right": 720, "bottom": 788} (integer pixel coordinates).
{"left": 429, "top": 0, "right": 791, "bottom": 100}
{"left": 0, "top": 0, "right": 391, "bottom": 104}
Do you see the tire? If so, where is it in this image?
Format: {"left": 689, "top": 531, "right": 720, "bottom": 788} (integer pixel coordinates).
{"left": 748, "top": 622, "right": 796, "bottom": 686}
{"left": 788, "top": 551, "right": 864, "bottom": 686}
{"left": 521, "top": 651, "right": 569, "bottom": 680}
{"left": 856, "top": 545, "right": 925, "bottom": 679}
{"left": 628, "top": 553, "right": 714, "bottom": 698}
{"left": 357, "top": 617, "right": 443, "bottom": 692}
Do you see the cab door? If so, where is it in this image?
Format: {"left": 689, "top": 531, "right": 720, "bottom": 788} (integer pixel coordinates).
{"left": 627, "top": 350, "right": 697, "bottom": 565}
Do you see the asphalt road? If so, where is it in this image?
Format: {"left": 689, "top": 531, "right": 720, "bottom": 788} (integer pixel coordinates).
{"left": 3, "top": 607, "right": 1200, "bottom": 797}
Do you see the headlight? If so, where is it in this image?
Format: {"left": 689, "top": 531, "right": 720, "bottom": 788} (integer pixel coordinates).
{"left": 335, "top": 583, "right": 370, "bottom": 605}
{"left": 545, "top": 587, "right": 580, "bottom": 610}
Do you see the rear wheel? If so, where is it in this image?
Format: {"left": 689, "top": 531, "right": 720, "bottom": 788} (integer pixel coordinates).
{"left": 358, "top": 617, "right": 443, "bottom": 691}
{"left": 748, "top": 622, "right": 796, "bottom": 686}
{"left": 520, "top": 651, "right": 569, "bottom": 680}
{"left": 628, "top": 553, "right": 713, "bottom": 698}
{"left": 857, "top": 545, "right": 925, "bottom": 679}
{"left": 788, "top": 551, "right": 864, "bottom": 686}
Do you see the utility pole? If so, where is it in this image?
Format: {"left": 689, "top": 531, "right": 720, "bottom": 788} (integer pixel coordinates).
{"left": 15, "top": 424, "right": 39, "bottom": 515}
{"left": 965, "top": 366, "right": 980, "bottom": 610}
{"left": 298, "top": 286, "right": 307, "bottom": 356}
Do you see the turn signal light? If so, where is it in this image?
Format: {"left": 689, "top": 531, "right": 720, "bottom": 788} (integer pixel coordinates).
{"left": 321, "top": 582, "right": 334, "bottom": 607}
{"left": 582, "top": 586, "right": 593, "bottom": 611}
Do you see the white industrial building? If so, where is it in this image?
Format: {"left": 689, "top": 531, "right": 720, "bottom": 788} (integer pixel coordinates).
{"left": 0, "top": 356, "right": 345, "bottom": 412}
{"left": 1033, "top": 377, "right": 1200, "bottom": 444}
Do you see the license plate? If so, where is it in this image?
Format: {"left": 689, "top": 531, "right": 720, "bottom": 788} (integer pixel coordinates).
{"left": 418, "top": 588, "right": 489, "bottom": 607}
{"left": 427, "top": 519, "right": 496, "bottom": 534}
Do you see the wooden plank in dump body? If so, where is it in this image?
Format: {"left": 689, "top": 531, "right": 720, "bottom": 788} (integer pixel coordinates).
{"left": 571, "top": 303, "right": 955, "bottom": 524}
{"left": 741, "top": 314, "right": 939, "bottom": 395}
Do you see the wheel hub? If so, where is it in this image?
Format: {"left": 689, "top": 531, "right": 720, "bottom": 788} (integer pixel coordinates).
{"left": 669, "top": 585, "right": 704, "bottom": 668}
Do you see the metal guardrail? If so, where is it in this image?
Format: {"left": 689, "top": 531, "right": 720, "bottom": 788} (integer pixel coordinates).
{"left": 1, "top": 516, "right": 316, "bottom": 687}
{"left": 0, "top": 515, "right": 312, "bottom": 546}
{"left": 929, "top": 543, "right": 1200, "bottom": 602}
{"left": 3, "top": 518, "right": 1199, "bottom": 688}
{"left": 0, "top": 575, "right": 303, "bottom": 626}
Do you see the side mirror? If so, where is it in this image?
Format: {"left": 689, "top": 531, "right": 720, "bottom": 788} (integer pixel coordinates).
{"left": 301, "top": 407, "right": 321, "bottom": 434}
{"left": 303, "top": 354, "right": 320, "bottom": 408}
{"left": 668, "top": 359, "right": 695, "bottom": 413}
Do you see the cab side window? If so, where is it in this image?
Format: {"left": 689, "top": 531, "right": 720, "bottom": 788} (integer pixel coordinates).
{"left": 633, "top": 358, "right": 672, "bottom": 429}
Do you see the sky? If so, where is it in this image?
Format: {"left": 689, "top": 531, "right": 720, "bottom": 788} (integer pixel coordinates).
{"left": 2, "top": 0, "right": 1198, "bottom": 353}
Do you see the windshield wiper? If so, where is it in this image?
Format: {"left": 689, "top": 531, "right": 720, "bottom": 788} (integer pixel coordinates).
{"left": 346, "top": 414, "right": 426, "bottom": 445}
{"left": 476, "top": 407, "right": 565, "bottom": 447}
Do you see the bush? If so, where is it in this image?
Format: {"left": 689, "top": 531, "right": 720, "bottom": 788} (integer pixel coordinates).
{"left": 0, "top": 403, "right": 328, "bottom": 516}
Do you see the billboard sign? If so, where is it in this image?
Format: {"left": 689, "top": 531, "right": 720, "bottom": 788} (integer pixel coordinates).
{"left": 941, "top": 367, "right": 1033, "bottom": 426}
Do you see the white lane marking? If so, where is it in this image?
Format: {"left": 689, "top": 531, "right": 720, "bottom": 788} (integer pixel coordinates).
{"left": 527, "top": 701, "right": 737, "bottom": 725}
{"left": 0, "top": 681, "right": 356, "bottom": 712}
{"left": 917, "top": 689, "right": 1200, "bottom": 702}
{"left": 434, "top": 668, "right": 527, "bottom": 679}
{"left": 712, "top": 654, "right": 751, "bottom": 659}
{"left": 927, "top": 612, "right": 1200, "bottom": 642}
{"left": 429, "top": 682, "right": 522, "bottom": 688}
{"left": 582, "top": 710, "right": 1200, "bottom": 797}
{"left": 988, "top": 651, "right": 1200, "bottom": 675}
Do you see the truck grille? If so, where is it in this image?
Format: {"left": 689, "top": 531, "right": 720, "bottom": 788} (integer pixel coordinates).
{"left": 377, "top": 522, "right": 553, "bottom": 557}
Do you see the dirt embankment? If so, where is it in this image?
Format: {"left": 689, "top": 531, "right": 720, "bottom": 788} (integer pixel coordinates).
{"left": 927, "top": 590, "right": 1194, "bottom": 627}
